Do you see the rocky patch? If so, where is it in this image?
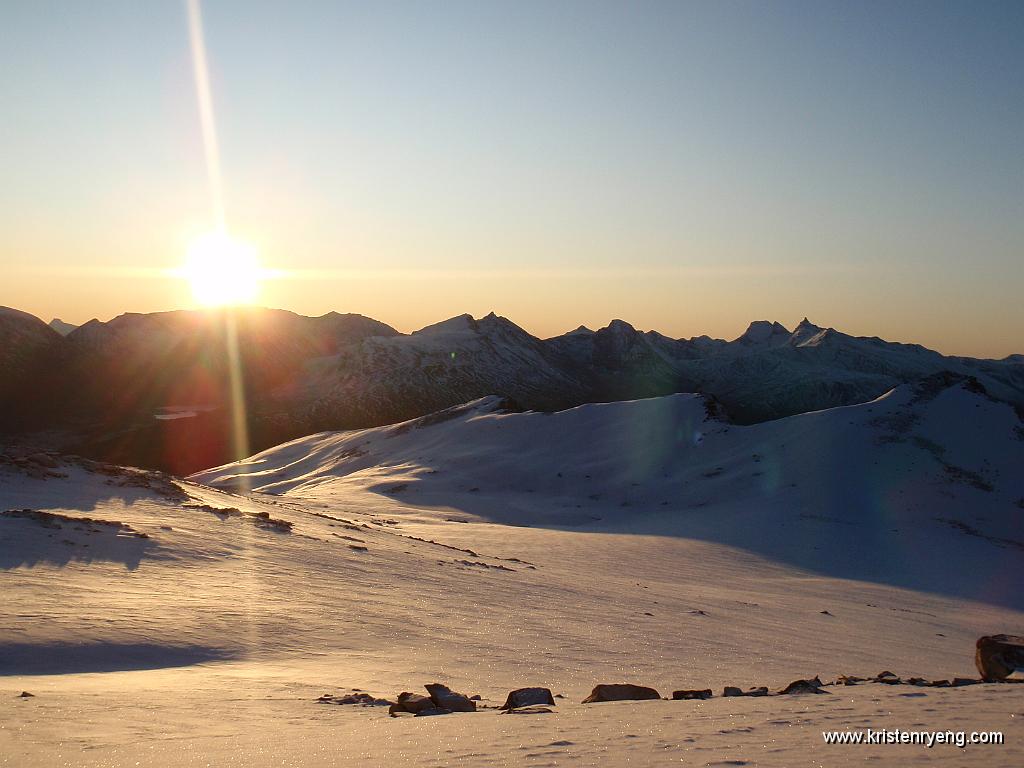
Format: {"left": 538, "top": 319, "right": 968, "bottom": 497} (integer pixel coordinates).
{"left": 500, "top": 687, "right": 556, "bottom": 710}
{"left": 582, "top": 684, "right": 661, "bottom": 703}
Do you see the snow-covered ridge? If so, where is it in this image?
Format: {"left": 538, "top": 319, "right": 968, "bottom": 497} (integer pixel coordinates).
{"left": 192, "top": 376, "right": 1024, "bottom": 605}
{"left": 3, "top": 305, "right": 1023, "bottom": 474}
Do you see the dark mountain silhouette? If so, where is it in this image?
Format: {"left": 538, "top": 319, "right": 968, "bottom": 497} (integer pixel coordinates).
{"left": 1, "top": 306, "right": 1021, "bottom": 474}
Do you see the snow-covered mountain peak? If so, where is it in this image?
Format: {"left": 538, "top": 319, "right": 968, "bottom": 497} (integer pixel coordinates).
{"left": 48, "top": 318, "right": 78, "bottom": 336}
{"left": 734, "top": 320, "right": 791, "bottom": 346}
{"left": 602, "top": 319, "right": 638, "bottom": 335}
{"left": 413, "top": 313, "right": 478, "bottom": 336}
{"left": 789, "top": 317, "right": 824, "bottom": 344}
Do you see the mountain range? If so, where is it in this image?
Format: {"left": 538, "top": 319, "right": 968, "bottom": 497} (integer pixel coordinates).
{"left": 1, "top": 305, "right": 1021, "bottom": 474}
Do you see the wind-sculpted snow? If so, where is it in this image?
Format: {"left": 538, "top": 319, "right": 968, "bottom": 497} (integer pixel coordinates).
{"left": 4, "top": 381, "right": 1024, "bottom": 766}
{"left": 194, "top": 379, "right": 1024, "bottom": 607}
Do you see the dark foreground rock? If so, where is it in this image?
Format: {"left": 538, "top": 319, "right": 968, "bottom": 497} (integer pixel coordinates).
{"left": 501, "top": 687, "right": 555, "bottom": 710}
{"left": 976, "top": 635, "right": 1024, "bottom": 681}
{"left": 723, "top": 686, "right": 768, "bottom": 697}
{"left": 582, "top": 684, "right": 661, "bottom": 703}
{"left": 389, "top": 692, "right": 436, "bottom": 717}
{"left": 779, "top": 677, "right": 828, "bottom": 695}
{"left": 425, "top": 683, "right": 477, "bottom": 712}
{"left": 501, "top": 705, "right": 554, "bottom": 714}
{"left": 672, "top": 689, "right": 712, "bottom": 700}
{"left": 318, "top": 691, "right": 392, "bottom": 707}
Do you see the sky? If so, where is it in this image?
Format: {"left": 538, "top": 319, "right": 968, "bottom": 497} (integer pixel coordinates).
{"left": 1, "top": 0, "right": 1021, "bottom": 357}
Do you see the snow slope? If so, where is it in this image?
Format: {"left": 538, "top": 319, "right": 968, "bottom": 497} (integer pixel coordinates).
{"left": 194, "top": 376, "right": 1024, "bottom": 607}
{"left": 3, "top": 378, "right": 1024, "bottom": 766}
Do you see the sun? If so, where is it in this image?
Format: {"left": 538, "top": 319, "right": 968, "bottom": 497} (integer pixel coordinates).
{"left": 180, "top": 231, "right": 263, "bottom": 307}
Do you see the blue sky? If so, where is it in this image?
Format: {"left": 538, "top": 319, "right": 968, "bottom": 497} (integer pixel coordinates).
{"left": 2, "top": 1, "right": 1021, "bottom": 355}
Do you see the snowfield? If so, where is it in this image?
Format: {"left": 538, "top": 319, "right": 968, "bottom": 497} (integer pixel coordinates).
{"left": 2, "top": 377, "right": 1023, "bottom": 766}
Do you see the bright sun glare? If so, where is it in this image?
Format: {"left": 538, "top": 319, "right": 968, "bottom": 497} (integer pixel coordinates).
{"left": 181, "top": 231, "right": 263, "bottom": 307}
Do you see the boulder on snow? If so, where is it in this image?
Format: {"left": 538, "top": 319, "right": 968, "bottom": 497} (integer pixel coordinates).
{"left": 778, "top": 677, "right": 828, "bottom": 695}
{"left": 500, "top": 687, "right": 555, "bottom": 710}
{"left": 834, "top": 675, "right": 868, "bottom": 686}
{"left": 672, "top": 689, "right": 712, "bottom": 700}
{"left": 975, "top": 635, "right": 1024, "bottom": 681}
{"left": 581, "top": 684, "right": 660, "bottom": 703}
{"left": 27, "top": 453, "right": 59, "bottom": 469}
{"left": 318, "top": 692, "right": 392, "bottom": 707}
{"left": 388, "top": 692, "right": 436, "bottom": 716}
{"left": 425, "top": 683, "right": 476, "bottom": 712}
{"left": 722, "top": 686, "right": 768, "bottom": 697}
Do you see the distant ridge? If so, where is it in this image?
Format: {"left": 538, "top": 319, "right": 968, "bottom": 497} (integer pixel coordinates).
{"left": 1, "top": 305, "right": 1021, "bottom": 474}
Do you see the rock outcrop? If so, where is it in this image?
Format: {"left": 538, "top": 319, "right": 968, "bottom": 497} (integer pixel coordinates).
{"left": 581, "top": 684, "right": 661, "bottom": 703}
{"left": 500, "top": 687, "right": 555, "bottom": 710}
{"left": 975, "top": 635, "right": 1024, "bottom": 681}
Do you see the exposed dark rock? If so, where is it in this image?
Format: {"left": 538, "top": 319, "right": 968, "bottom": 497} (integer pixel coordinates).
{"left": 425, "top": 683, "right": 476, "bottom": 712}
{"left": 722, "top": 686, "right": 767, "bottom": 697}
{"left": 318, "top": 692, "right": 392, "bottom": 707}
{"left": 672, "top": 689, "right": 712, "bottom": 700}
{"left": 500, "top": 687, "right": 555, "bottom": 710}
{"left": 388, "top": 692, "right": 436, "bottom": 716}
{"left": 951, "top": 677, "right": 981, "bottom": 687}
{"left": 500, "top": 705, "right": 553, "bottom": 714}
{"left": 582, "top": 684, "right": 661, "bottom": 703}
{"left": 779, "top": 677, "right": 828, "bottom": 695}
{"left": 834, "top": 675, "right": 868, "bottom": 686}
{"left": 975, "top": 634, "right": 1024, "bottom": 681}
{"left": 414, "top": 707, "right": 452, "bottom": 717}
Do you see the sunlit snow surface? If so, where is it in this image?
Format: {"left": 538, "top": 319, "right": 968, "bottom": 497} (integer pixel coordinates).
{"left": 2, "top": 382, "right": 1023, "bottom": 766}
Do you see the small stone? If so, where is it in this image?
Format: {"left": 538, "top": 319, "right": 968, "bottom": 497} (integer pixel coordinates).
{"left": 414, "top": 707, "right": 452, "bottom": 717}
{"left": 18, "top": 691, "right": 34, "bottom": 698}
{"left": 835, "top": 675, "right": 866, "bottom": 686}
{"left": 672, "top": 689, "right": 712, "bottom": 700}
{"left": 500, "top": 705, "right": 553, "bottom": 714}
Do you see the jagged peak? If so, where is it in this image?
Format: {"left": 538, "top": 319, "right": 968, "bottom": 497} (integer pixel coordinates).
{"left": 789, "top": 317, "right": 826, "bottom": 345}
{"left": 48, "top": 318, "right": 78, "bottom": 336}
{"left": 601, "top": 319, "right": 638, "bottom": 334}
{"left": 734, "top": 320, "right": 790, "bottom": 345}
{"left": 413, "top": 313, "right": 477, "bottom": 336}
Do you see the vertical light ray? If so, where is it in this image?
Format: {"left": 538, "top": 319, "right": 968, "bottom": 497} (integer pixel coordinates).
{"left": 185, "top": 0, "right": 249, "bottom": 460}
{"left": 186, "top": 0, "right": 258, "bottom": 671}
{"left": 186, "top": 0, "right": 226, "bottom": 230}
{"left": 224, "top": 312, "right": 251, "bottom": 467}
